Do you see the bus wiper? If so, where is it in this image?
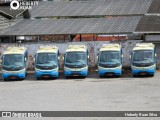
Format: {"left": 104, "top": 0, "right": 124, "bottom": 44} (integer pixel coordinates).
{"left": 134, "top": 60, "right": 141, "bottom": 61}
{"left": 37, "top": 63, "right": 45, "bottom": 65}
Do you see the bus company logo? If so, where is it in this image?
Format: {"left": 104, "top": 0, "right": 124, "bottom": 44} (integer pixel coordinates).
{"left": 8, "top": 0, "right": 39, "bottom": 10}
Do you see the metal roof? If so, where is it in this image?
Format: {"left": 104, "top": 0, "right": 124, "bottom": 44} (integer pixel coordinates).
{"left": 0, "top": 6, "right": 26, "bottom": 19}
{"left": 0, "top": 15, "right": 22, "bottom": 34}
{"left": 31, "top": 0, "right": 153, "bottom": 18}
{"left": 135, "top": 16, "right": 160, "bottom": 33}
{"left": 1, "top": 16, "right": 141, "bottom": 36}
{"left": 147, "top": 0, "right": 160, "bottom": 14}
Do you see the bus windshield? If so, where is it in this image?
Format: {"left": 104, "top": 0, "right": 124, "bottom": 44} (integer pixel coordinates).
{"left": 132, "top": 50, "right": 154, "bottom": 63}
{"left": 3, "top": 54, "right": 24, "bottom": 70}
{"left": 65, "top": 52, "right": 87, "bottom": 65}
{"left": 36, "top": 53, "right": 57, "bottom": 66}
{"left": 99, "top": 51, "right": 120, "bottom": 64}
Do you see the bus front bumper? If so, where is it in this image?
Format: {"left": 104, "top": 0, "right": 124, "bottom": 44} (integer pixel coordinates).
{"left": 35, "top": 69, "right": 58, "bottom": 78}
{"left": 64, "top": 67, "right": 88, "bottom": 77}
{"left": 131, "top": 66, "right": 156, "bottom": 75}
{"left": 98, "top": 66, "right": 122, "bottom": 76}
{"left": 2, "top": 70, "right": 26, "bottom": 80}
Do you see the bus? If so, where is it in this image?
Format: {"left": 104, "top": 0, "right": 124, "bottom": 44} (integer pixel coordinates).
{"left": 131, "top": 43, "right": 156, "bottom": 77}
{"left": 1, "top": 47, "right": 28, "bottom": 80}
{"left": 34, "top": 46, "right": 59, "bottom": 80}
{"left": 64, "top": 45, "right": 89, "bottom": 78}
{"left": 98, "top": 44, "right": 123, "bottom": 78}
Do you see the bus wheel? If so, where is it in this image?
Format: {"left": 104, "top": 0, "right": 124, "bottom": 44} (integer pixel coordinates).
{"left": 36, "top": 77, "right": 41, "bottom": 80}
{"left": 117, "top": 75, "right": 122, "bottom": 78}
{"left": 133, "top": 75, "right": 137, "bottom": 77}
{"left": 2, "top": 79, "right": 6, "bottom": 81}
{"left": 66, "top": 76, "right": 70, "bottom": 79}
{"left": 100, "top": 75, "right": 103, "bottom": 78}
{"left": 150, "top": 74, "right": 154, "bottom": 77}
{"left": 53, "top": 77, "right": 58, "bottom": 79}
{"left": 82, "top": 76, "right": 86, "bottom": 79}
{"left": 20, "top": 78, "right": 24, "bottom": 81}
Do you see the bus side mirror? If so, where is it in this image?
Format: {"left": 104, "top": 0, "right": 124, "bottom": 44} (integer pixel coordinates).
{"left": 58, "top": 56, "right": 60, "bottom": 60}
{"left": 155, "top": 54, "right": 157, "bottom": 57}
{"left": 0, "top": 55, "right": 2, "bottom": 63}
{"left": 129, "top": 55, "right": 131, "bottom": 59}
{"left": 34, "top": 55, "right": 36, "bottom": 62}
{"left": 25, "top": 58, "right": 27, "bottom": 61}
{"left": 88, "top": 55, "right": 89, "bottom": 59}
{"left": 121, "top": 55, "right": 123, "bottom": 58}
{"left": 62, "top": 56, "right": 64, "bottom": 61}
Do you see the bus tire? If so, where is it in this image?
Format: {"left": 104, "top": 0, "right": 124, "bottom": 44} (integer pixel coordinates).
{"left": 100, "top": 75, "right": 103, "bottom": 78}
{"left": 82, "top": 76, "right": 86, "bottom": 79}
{"left": 150, "top": 74, "right": 154, "bottom": 77}
{"left": 53, "top": 77, "right": 58, "bottom": 79}
{"left": 20, "top": 78, "right": 24, "bottom": 81}
{"left": 117, "top": 75, "right": 122, "bottom": 78}
{"left": 133, "top": 75, "right": 137, "bottom": 77}
{"left": 66, "top": 76, "right": 70, "bottom": 79}
{"left": 36, "top": 77, "right": 41, "bottom": 80}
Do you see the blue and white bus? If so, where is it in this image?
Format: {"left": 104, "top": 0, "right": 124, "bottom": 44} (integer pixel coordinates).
{"left": 1, "top": 47, "right": 28, "bottom": 80}
{"left": 34, "top": 46, "right": 59, "bottom": 80}
{"left": 98, "top": 44, "right": 123, "bottom": 78}
{"left": 131, "top": 43, "right": 156, "bottom": 77}
{"left": 64, "top": 45, "right": 89, "bottom": 78}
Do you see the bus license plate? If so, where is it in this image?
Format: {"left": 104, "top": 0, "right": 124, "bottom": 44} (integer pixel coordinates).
{"left": 44, "top": 76, "right": 49, "bottom": 78}
{"left": 73, "top": 75, "right": 79, "bottom": 76}
{"left": 11, "top": 77, "right": 16, "bottom": 79}
{"left": 108, "top": 74, "right": 113, "bottom": 76}
{"left": 140, "top": 73, "right": 146, "bottom": 75}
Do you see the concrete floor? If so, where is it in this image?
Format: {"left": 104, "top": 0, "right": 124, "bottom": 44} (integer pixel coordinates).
{"left": 0, "top": 71, "right": 160, "bottom": 119}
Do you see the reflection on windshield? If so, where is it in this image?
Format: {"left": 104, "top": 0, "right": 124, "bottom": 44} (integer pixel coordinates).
{"left": 133, "top": 50, "right": 154, "bottom": 63}
{"left": 36, "top": 53, "right": 56, "bottom": 66}
{"left": 3, "top": 54, "right": 24, "bottom": 67}
{"left": 99, "top": 51, "right": 120, "bottom": 64}
{"left": 65, "top": 52, "right": 86, "bottom": 65}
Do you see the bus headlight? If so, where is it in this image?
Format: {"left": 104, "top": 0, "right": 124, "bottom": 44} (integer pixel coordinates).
{"left": 79, "top": 67, "right": 88, "bottom": 71}
{"left": 64, "top": 66, "right": 87, "bottom": 71}
{"left": 19, "top": 69, "right": 25, "bottom": 74}
{"left": 2, "top": 70, "right": 10, "bottom": 74}
{"left": 2, "top": 69, "right": 25, "bottom": 74}
{"left": 98, "top": 66, "right": 122, "bottom": 70}
{"left": 64, "top": 67, "right": 72, "bottom": 71}
{"left": 131, "top": 65, "right": 155, "bottom": 70}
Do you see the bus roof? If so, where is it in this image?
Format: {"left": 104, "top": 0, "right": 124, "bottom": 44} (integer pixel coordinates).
{"left": 66, "top": 45, "right": 87, "bottom": 52}
{"left": 133, "top": 43, "right": 155, "bottom": 51}
{"left": 100, "top": 44, "right": 121, "bottom": 51}
{"left": 37, "top": 46, "right": 58, "bottom": 53}
{"left": 4, "top": 47, "right": 27, "bottom": 55}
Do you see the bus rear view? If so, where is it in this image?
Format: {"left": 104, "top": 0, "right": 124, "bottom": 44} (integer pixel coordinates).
{"left": 35, "top": 46, "right": 59, "bottom": 80}
{"left": 131, "top": 43, "right": 156, "bottom": 77}
{"left": 64, "top": 45, "right": 88, "bottom": 78}
{"left": 98, "top": 44, "right": 123, "bottom": 78}
{"left": 1, "top": 47, "right": 28, "bottom": 81}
